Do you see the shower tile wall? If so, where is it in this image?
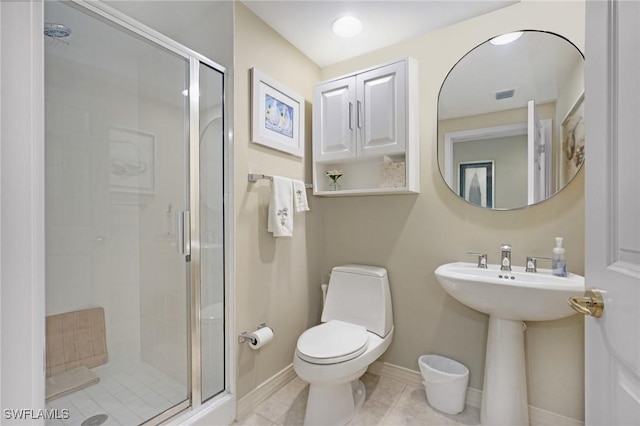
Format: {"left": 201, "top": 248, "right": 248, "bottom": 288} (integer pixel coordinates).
{"left": 45, "top": 79, "right": 143, "bottom": 364}
{"left": 137, "top": 94, "right": 188, "bottom": 385}
{"left": 45, "top": 42, "right": 187, "bottom": 384}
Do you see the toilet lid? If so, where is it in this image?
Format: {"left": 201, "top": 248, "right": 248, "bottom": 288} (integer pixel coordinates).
{"left": 296, "top": 320, "right": 369, "bottom": 365}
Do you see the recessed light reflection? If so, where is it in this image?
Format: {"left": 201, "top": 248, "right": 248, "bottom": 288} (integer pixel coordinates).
{"left": 490, "top": 32, "right": 523, "bottom": 45}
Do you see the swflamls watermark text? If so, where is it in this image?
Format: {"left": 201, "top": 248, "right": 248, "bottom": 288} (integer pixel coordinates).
{"left": 3, "top": 409, "right": 70, "bottom": 420}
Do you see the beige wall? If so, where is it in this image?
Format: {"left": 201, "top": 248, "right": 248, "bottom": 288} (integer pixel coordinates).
{"left": 319, "top": 0, "right": 585, "bottom": 421}
{"left": 233, "top": 3, "right": 323, "bottom": 399}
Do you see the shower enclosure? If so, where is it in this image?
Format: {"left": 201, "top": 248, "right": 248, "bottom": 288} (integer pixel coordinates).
{"left": 43, "top": 1, "right": 230, "bottom": 424}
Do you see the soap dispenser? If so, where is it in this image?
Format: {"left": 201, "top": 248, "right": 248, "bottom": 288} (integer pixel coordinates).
{"left": 552, "top": 237, "right": 568, "bottom": 277}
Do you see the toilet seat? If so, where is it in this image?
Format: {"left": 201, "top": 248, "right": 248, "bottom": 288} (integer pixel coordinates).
{"left": 296, "top": 320, "right": 369, "bottom": 365}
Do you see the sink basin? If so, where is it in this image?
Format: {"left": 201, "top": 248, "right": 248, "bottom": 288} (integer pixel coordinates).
{"left": 434, "top": 262, "right": 584, "bottom": 321}
{"left": 434, "top": 261, "right": 584, "bottom": 426}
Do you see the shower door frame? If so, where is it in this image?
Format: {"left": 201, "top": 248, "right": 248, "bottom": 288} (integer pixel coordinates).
{"left": 45, "top": 1, "right": 236, "bottom": 424}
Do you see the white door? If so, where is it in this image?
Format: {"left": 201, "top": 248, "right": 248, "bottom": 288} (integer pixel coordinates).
{"left": 356, "top": 61, "right": 406, "bottom": 156}
{"left": 583, "top": 1, "right": 640, "bottom": 424}
{"left": 527, "top": 100, "right": 550, "bottom": 204}
{"left": 313, "top": 76, "right": 357, "bottom": 161}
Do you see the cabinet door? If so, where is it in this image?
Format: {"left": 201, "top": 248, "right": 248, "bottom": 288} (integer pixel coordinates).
{"left": 356, "top": 61, "right": 406, "bottom": 156}
{"left": 313, "top": 77, "right": 357, "bottom": 161}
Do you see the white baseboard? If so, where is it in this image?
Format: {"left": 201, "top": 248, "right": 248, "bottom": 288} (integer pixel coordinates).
{"left": 368, "top": 361, "right": 583, "bottom": 426}
{"left": 528, "top": 406, "right": 585, "bottom": 426}
{"left": 367, "top": 360, "right": 424, "bottom": 387}
{"left": 465, "top": 387, "right": 483, "bottom": 409}
{"left": 236, "top": 364, "right": 297, "bottom": 420}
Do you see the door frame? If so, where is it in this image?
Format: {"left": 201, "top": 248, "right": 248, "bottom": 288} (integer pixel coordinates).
{"left": 0, "top": 0, "right": 47, "bottom": 412}
{"left": 443, "top": 120, "right": 552, "bottom": 194}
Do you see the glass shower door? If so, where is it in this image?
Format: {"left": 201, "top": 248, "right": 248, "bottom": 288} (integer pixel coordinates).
{"left": 199, "top": 63, "right": 225, "bottom": 402}
{"left": 45, "top": 1, "right": 191, "bottom": 423}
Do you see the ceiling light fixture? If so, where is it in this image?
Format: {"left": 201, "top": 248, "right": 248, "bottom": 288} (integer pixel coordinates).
{"left": 331, "top": 16, "right": 362, "bottom": 38}
{"left": 490, "top": 31, "right": 523, "bottom": 45}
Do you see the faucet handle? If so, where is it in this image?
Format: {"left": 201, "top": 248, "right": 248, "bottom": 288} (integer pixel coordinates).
{"left": 467, "top": 252, "right": 488, "bottom": 269}
{"left": 526, "top": 256, "right": 551, "bottom": 273}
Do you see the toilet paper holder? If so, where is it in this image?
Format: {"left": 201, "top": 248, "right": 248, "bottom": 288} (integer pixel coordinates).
{"left": 238, "top": 323, "right": 269, "bottom": 344}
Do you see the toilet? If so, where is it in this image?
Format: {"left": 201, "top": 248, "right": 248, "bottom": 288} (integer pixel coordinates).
{"left": 293, "top": 264, "right": 394, "bottom": 425}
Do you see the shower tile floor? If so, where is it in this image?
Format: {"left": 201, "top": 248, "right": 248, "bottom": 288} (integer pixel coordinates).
{"left": 46, "top": 360, "right": 186, "bottom": 426}
{"left": 236, "top": 372, "right": 480, "bottom": 426}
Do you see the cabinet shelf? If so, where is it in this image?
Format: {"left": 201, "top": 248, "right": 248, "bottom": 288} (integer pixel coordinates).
{"left": 314, "top": 187, "right": 418, "bottom": 197}
{"left": 312, "top": 57, "right": 419, "bottom": 197}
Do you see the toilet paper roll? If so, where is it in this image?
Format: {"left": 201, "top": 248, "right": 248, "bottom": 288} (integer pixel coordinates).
{"left": 248, "top": 326, "right": 274, "bottom": 350}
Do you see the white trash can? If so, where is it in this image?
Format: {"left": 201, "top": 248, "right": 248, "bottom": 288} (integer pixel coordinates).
{"left": 418, "top": 354, "right": 469, "bottom": 415}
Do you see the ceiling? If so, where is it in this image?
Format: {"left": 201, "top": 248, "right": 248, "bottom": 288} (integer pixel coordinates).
{"left": 242, "top": 1, "right": 584, "bottom": 119}
{"left": 241, "top": 0, "right": 519, "bottom": 67}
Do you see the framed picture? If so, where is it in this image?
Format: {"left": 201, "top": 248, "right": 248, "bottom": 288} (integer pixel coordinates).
{"left": 109, "top": 127, "right": 155, "bottom": 193}
{"left": 561, "top": 93, "right": 585, "bottom": 185}
{"left": 459, "top": 161, "right": 494, "bottom": 208}
{"left": 251, "top": 68, "right": 305, "bottom": 157}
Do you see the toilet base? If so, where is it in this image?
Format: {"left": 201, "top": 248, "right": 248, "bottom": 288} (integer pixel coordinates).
{"left": 303, "top": 379, "right": 366, "bottom": 426}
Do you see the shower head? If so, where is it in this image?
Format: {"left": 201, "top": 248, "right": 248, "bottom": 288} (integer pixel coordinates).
{"left": 44, "top": 23, "right": 71, "bottom": 38}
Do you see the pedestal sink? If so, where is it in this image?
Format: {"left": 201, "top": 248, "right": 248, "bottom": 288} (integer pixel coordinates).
{"left": 434, "top": 262, "right": 584, "bottom": 426}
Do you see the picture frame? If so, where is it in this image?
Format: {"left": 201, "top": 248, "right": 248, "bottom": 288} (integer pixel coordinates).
{"left": 561, "top": 93, "right": 585, "bottom": 185}
{"left": 109, "top": 127, "right": 155, "bottom": 193}
{"left": 251, "top": 68, "right": 305, "bottom": 158}
{"left": 459, "top": 160, "right": 494, "bottom": 208}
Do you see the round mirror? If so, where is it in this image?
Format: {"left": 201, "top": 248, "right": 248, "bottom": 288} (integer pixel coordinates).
{"left": 438, "top": 30, "right": 584, "bottom": 210}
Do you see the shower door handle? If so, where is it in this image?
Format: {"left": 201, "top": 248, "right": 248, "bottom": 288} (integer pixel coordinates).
{"left": 176, "top": 211, "right": 191, "bottom": 257}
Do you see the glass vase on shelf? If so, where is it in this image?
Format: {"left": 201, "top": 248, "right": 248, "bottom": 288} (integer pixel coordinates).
{"left": 326, "top": 170, "right": 344, "bottom": 191}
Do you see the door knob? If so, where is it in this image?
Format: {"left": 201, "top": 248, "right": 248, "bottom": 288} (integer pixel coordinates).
{"left": 568, "top": 288, "right": 604, "bottom": 318}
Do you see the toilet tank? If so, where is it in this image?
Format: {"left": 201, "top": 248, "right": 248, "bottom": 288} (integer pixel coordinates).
{"left": 321, "top": 264, "right": 393, "bottom": 337}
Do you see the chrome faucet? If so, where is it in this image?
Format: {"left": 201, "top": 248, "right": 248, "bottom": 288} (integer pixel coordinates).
{"left": 500, "top": 244, "right": 512, "bottom": 271}
{"left": 467, "top": 252, "right": 488, "bottom": 269}
{"left": 525, "top": 256, "right": 551, "bottom": 273}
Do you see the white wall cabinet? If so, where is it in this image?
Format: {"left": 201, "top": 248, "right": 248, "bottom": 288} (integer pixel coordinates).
{"left": 312, "top": 58, "right": 419, "bottom": 196}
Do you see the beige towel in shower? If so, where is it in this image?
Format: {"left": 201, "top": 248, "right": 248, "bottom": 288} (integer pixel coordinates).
{"left": 46, "top": 365, "right": 99, "bottom": 401}
{"left": 46, "top": 307, "right": 108, "bottom": 377}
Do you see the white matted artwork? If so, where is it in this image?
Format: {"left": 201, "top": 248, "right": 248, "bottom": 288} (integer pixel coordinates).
{"left": 109, "top": 127, "right": 155, "bottom": 193}
{"left": 251, "top": 68, "right": 305, "bottom": 157}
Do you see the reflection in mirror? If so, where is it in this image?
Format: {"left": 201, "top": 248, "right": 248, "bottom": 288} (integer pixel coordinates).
{"left": 438, "top": 30, "right": 584, "bottom": 210}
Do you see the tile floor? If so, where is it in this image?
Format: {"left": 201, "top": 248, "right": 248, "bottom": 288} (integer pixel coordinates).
{"left": 45, "top": 359, "right": 186, "bottom": 426}
{"left": 236, "top": 372, "right": 480, "bottom": 426}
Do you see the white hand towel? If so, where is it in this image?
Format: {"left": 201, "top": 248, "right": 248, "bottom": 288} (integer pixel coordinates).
{"left": 293, "top": 180, "right": 310, "bottom": 212}
{"left": 268, "top": 176, "right": 293, "bottom": 237}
